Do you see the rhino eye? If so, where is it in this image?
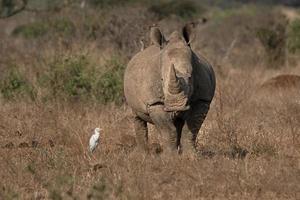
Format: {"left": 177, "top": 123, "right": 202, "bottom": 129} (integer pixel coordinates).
{"left": 178, "top": 77, "right": 185, "bottom": 85}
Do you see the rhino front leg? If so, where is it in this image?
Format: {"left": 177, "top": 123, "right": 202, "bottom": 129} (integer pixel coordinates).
{"left": 186, "top": 101, "right": 210, "bottom": 150}
{"left": 174, "top": 118, "right": 185, "bottom": 153}
{"left": 134, "top": 116, "right": 148, "bottom": 152}
{"left": 149, "top": 105, "right": 178, "bottom": 153}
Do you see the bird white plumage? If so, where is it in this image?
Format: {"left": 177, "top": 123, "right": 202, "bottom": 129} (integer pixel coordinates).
{"left": 89, "top": 127, "right": 101, "bottom": 152}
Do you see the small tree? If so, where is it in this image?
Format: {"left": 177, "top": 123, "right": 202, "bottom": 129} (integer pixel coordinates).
{"left": 256, "top": 13, "right": 288, "bottom": 68}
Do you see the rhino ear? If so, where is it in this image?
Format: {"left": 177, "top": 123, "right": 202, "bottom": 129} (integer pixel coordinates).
{"left": 149, "top": 25, "right": 166, "bottom": 47}
{"left": 182, "top": 22, "right": 198, "bottom": 45}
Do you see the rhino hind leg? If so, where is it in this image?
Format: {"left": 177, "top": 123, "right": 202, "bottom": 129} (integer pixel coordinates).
{"left": 149, "top": 104, "right": 179, "bottom": 153}
{"left": 186, "top": 102, "right": 210, "bottom": 150}
{"left": 134, "top": 116, "right": 148, "bottom": 152}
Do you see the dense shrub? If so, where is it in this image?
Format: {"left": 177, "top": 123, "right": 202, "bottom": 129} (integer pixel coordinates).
{"left": 0, "top": 53, "right": 125, "bottom": 104}
{"left": 0, "top": 66, "right": 35, "bottom": 101}
{"left": 12, "top": 18, "right": 75, "bottom": 39}
{"left": 27, "top": 0, "right": 65, "bottom": 11}
{"left": 39, "top": 54, "right": 94, "bottom": 101}
{"left": 93, "top": 57, "right": 125, "bottom": 104}
{"left": 149, "top": 0, "right": 205, "bottom": 19}
{"left": 210, "top": 4, "right": 259, "bottom": 21}
{"left": 256, "top": 14, "right": 287, "bottom": 68}
{"left": 287, "top": 19, "right": 300, "bottom": 54}
{"left": 88, "top": 0, "right": 132, "bottom": 7}
{"left": 38, "top": 54, "right": 125, "bottom": 104}
{"left": 12, "top": 21, "right": 49, "bottom": 39}
{"left": 51, "top": 18, "right": 76, "bottom": 37}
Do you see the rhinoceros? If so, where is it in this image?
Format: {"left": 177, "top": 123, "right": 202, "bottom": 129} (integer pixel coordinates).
{"left": 124, "top": 24, "right": 216, "bottom": 154}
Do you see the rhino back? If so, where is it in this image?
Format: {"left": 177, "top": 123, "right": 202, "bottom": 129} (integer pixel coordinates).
{"left": 124, "top": 46, "right": 164, "bottom": 114}
{"left": 191, "top": 52, "right": 216, "bottom": 103}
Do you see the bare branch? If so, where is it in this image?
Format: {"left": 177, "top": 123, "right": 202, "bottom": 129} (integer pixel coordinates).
{"left": 0, "top": 0, "right": 77, "bottom": 18}
{"left": 0, "top": 0, "right": 28, "bottom": 19}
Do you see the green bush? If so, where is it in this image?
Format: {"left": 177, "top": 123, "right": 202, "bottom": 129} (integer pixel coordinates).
{"left": 52, "top": 18, "right": 76, "bottom": 37}
{"left": 12, "top": 18, "right": 75, "bottom": 39}
{"left": 89, "top": 0, "right": 121, "bottom": 7}
{"left": 39, "top": 54, "right": 93, "bottom": 101}
{"left": 88, "top": 0, "right": 136, "bottom": 7}
{"left": 39, "top": 54, "right": 125, "bottom": 104}
{"left": 256, "top": 16, "right": 287, "bottom": 68}
{"left": 82, "top": 16, "right": 100, "bottom": 40}
{"left": 0, "top": 54, "right": 125, "bottom": 104}
{"left": 0, "top": 67, "right": 35, "bottom": 101}
{"left": 149, "top": 0, "right": 205, "bottom": 19}
{"left": 287, "top": 19, "right": 300, "bottom": 54}
{"left": 12, "top": 21, "right": 49, "bottom": 39}
{"left": 27, "top": 0, "right": 65, "bottom": 11}
{"left": 210, "top": 4, "right": 259, "bottom": 22}
{"left": 256, "top": 28, "right": 281, "bottom": 50}
{"left": 94, "top": 57, "right": 125, "bottom": 104}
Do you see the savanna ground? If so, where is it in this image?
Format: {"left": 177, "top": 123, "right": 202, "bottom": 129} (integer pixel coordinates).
{"left": 0, "top": 0, "right": 300, "bottom": 199}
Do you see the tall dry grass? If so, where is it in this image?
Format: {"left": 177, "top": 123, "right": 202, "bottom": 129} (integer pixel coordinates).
{"left": 1, "top": 66, "right": 299, "bottom": 199}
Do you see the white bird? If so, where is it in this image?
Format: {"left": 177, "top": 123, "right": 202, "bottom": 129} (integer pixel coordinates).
{"left": 89, "top": 127, "right": 102, "bottom": 152}
{"left": 140, "top": 38, "right": 145, "bottom": 51}
{"left": 80, "top": 0, "right": 86, "bottom": 9}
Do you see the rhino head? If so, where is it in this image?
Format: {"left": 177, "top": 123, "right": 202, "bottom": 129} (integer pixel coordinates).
{"left": 150, "top": 24, "right": 197, "bottom": 112}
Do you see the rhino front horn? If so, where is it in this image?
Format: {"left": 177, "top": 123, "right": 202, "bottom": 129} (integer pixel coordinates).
{"left": 168, "top": 65, "right": 182, "bottom": 94}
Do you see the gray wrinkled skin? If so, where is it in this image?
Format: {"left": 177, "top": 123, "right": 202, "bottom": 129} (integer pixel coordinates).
{"left": 124, "top": 25, "right": 215, "bottom": 154}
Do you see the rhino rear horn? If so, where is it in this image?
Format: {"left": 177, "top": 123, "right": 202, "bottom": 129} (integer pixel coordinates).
{"left": 168, "top": 65, "right": 182, "bottom": 94}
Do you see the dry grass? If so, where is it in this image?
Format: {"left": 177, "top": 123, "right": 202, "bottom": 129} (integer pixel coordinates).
{"left": 0, "top": 66, "right": 299, "bottom": 199}
{"left": 0, "top": 2, "right": 300, "bottom": 200}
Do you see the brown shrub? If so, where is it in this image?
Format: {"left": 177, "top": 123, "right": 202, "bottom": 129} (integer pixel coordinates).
{"left": 260, "top": 74, "right": 300, "bottom": 89}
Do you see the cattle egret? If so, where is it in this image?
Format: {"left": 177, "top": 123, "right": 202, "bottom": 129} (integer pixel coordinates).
{"left": 89, "top": 127, "right": 101, "bottom": 152}
{"left": 140, "top": 38, "right": 145, "bottom": 51}
{"left": 80, "top": 0, "right": 86, "bottom": 8}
